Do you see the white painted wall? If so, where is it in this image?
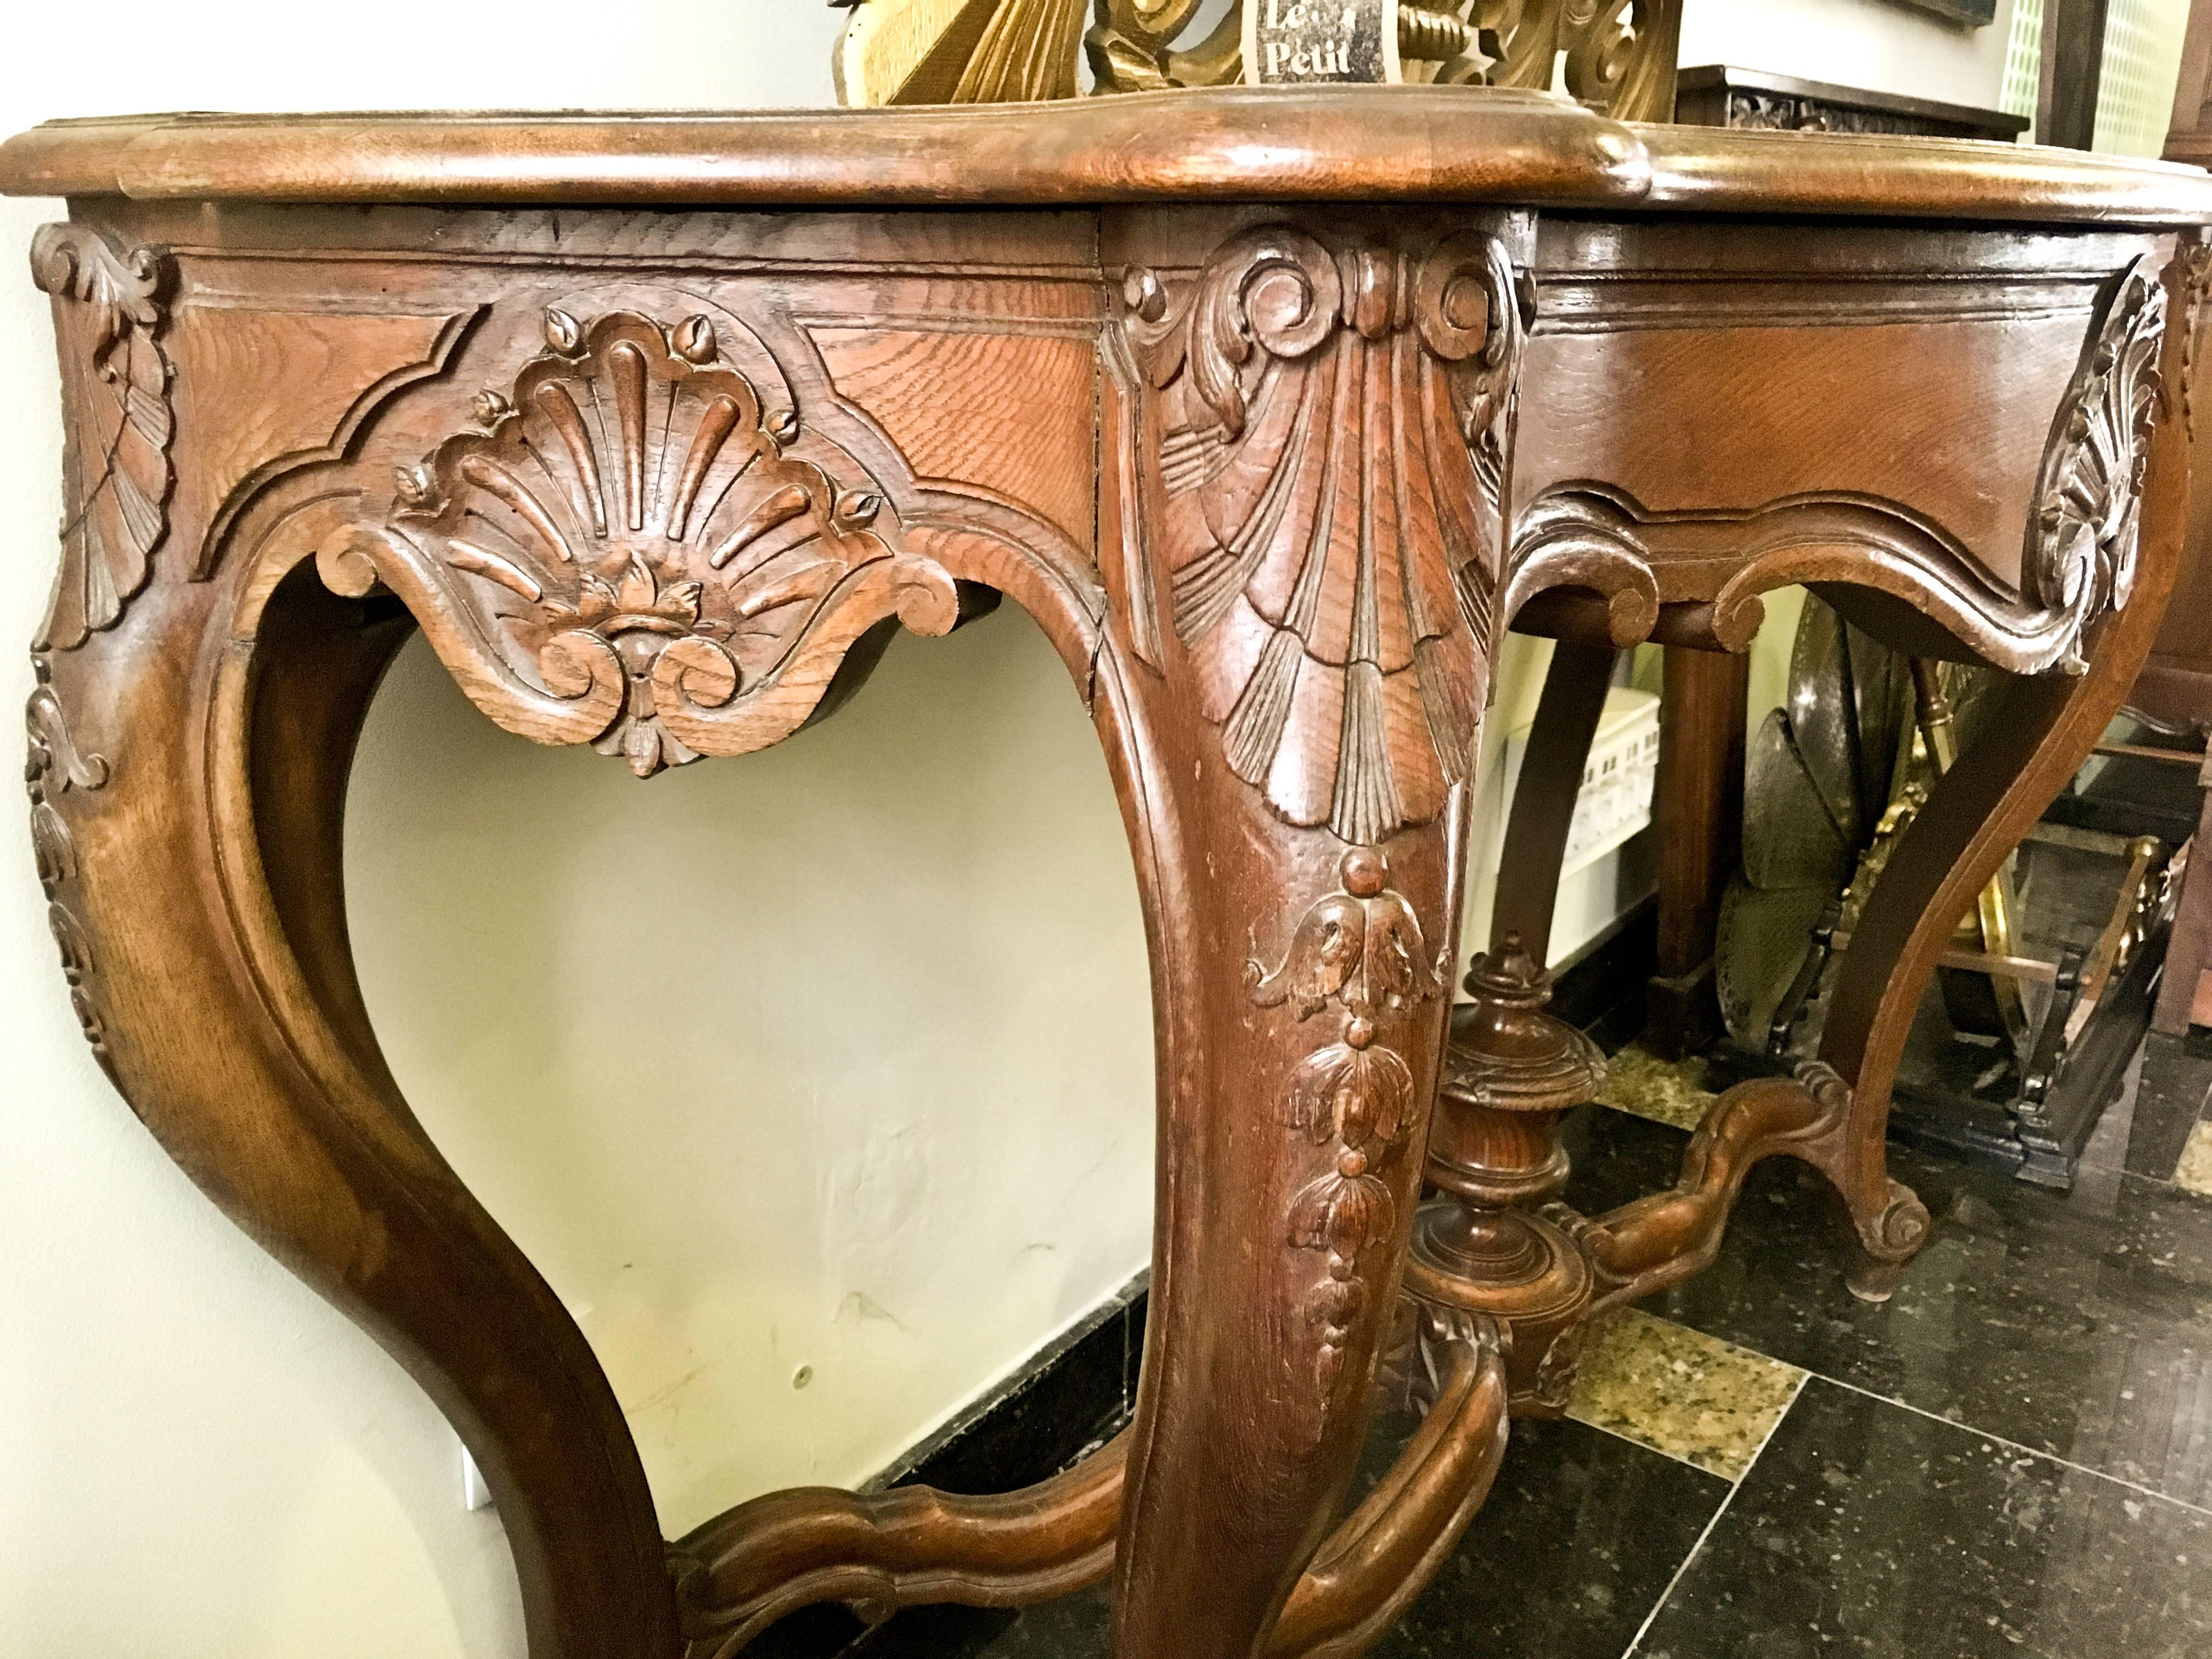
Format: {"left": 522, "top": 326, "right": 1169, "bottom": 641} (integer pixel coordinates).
{"left": 1681, "top": 0, "right": 2022, "bottom": 107}
{"left": 0, "top": 6, "right": 1154, "bottom": 1655}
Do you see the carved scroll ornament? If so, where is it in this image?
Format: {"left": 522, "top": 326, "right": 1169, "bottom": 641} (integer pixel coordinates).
{"left": 31, "top": 227, "right": 175, "bottom": 653}
{"left": 1119, "top": 225, "right": 1528, "bottom": 844}
{"left": 323, "top": 308, "right": 960, "bottom": 776}
{"left": 2029, "top": 255, "right": 2168, "bottom": 674}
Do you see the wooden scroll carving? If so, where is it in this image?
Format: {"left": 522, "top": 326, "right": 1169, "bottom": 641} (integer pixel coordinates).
{"left": 2030, "top": 255, "right": 2167, "bottom": 674}
{"left": 320, "top": 308, "right": 961, "bottom": 776}
{"left": 30, "top": 225, "right": 174, "bottom": 653}
{"left": 1115, "top": 225, "right": 1527, "bottom": 843}
{"left": 1248, "top": 847, "right": 1451, "bottom": 1400}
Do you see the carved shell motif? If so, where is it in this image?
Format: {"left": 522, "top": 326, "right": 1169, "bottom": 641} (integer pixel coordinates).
{"left": 2028, "top": 255, "right": 2168, "bottom": 675}
{"left": 1121, "top": 227, "right": 1526, "bottom": 845}
{"left": 30, "top": 227, "right": 175, "bottom": 653}
{"left": 350, "top": 308, "right": 958, "bottom": 775}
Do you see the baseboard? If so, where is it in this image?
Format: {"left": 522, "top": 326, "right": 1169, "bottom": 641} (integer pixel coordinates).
{"left": 866, "top": 1269, "right": 1148, "bottom": 1496}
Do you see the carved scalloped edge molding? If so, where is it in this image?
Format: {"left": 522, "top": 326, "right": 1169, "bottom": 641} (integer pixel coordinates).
{"left": 1505, "top": 480, "right": 2135, "bottom": 676}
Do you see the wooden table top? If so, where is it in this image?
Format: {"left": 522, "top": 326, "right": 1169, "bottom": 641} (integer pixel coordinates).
{"left": 6, "top": 87, "right": 2212, "bottom": 223}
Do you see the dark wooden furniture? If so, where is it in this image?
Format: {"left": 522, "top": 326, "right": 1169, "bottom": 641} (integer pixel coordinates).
{"left": 1675, "top": 65, "right": 2031, "bottom": 140}
{"left": 1639, "top": 70, "right": 2034, "bottom": 1060}
{"left": 2145, "top": 3, "right": 2212, "bottom": 1034}
{"left": 8, "top": 93, "right": 2207, "bottom": 1659}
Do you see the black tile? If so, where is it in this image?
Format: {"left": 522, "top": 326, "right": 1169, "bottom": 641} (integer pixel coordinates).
{"left": 1365, "top": 1414, "right": 1728, "bottom": 1659}
{"left": 1637, "top": 1377, "right": 2212, "bottom": 1659}
{"left": 839, "top": 1404, "right": 1727, "bottom": 1658}
{"left": 888, "top": 1290, "right": 1140, "bottom": 1498}
{"left": 1561, "top": 1104, "right": 2212, "bottom": 1511}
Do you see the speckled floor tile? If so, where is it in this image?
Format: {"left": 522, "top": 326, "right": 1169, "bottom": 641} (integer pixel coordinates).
{"left": 1561, "top": 1103, "right": 2212, "bottom": 1513}
{"left": 2178, "top": 1120, "right": 2212, "bottom": 1198}
{"left": 1594, "top": 1045, "right": 1720, "bottom": 1130}
{"left": 1566, "top": 1308, "right": 1807, "bottom": 1480}
{"left": 1634, "top": 1376, "right": 2212, "bottom": 1659}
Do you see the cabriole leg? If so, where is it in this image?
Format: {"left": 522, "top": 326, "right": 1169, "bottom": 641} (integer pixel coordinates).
{"left": 31, "top": 565, "right": 678, "bottom": 1658}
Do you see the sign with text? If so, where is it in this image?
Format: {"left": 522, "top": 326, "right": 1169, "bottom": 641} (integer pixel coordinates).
{"left": 1244, "top": 0, "right": 1399, "bottom": 86}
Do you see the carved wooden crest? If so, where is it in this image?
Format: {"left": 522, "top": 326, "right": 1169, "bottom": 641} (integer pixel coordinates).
{"left": 30, "top": 226, "right": 174, "bottom": 652}
{"left": 328, "top": 308, "right": 958, "bottom": 774}
{"left": 1119, "top": 225, "right": 1527, "bottom": 844}
{"left": 2028, "top": 255, "right": 2168, "bottom": 674}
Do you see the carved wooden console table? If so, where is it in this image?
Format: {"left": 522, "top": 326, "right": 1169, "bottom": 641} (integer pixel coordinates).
{"left": 7, "top": 90, "right": 2209, "bottom": 1659}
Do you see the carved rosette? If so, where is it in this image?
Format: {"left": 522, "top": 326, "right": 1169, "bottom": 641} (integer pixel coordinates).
{"left": 30, "top": 226, "right": 176, "bottom": 653}
{"left": 1249, "top": 848, "right": 1449, "bottom": 1400}
{"left": 2028, "top": 256, "right": 2168, "bottom": 675}
{"left": 329, "top": 308, "right": 958, "bottom": 775}
{"left": 1119, "top": 225, "right": 1528, "bottom": 845}
{"left": 25, "top": 658, "right": 115, "bottom": 1077}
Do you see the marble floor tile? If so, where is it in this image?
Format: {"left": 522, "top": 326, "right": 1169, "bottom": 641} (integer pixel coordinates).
{"left": 1633, "top": 1377, "right": 2212, "bottom": 1659}
{"left": 1594, "top": 1046, "right": 1721, "bottom": 1131}
{"left": 2179, "top": 1120, "right": 2212, "bottom": 1198}
{"left": 1561, "top": 1104, "right": 2212, "bottom": 1513}
{"left": 1566, "top": 1308, "right": 1807, "bottom": 1480}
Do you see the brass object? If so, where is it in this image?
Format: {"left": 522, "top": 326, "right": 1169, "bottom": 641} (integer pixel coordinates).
{"left": 832, "top": 0, "right": 1683, "bottom": 115}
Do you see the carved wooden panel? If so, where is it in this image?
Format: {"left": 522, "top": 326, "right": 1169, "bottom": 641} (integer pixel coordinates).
{"left": 808, "top": 325, "right": 1098, "bottom": 548}
{"left": 165, "top": 299, "right": 479, "bottom": 575}
{"left": 1110, "top": 221, "right": 1527, "bottom": 843}
{"left": 324, "top": 306, "right": 961, "bottom": 775}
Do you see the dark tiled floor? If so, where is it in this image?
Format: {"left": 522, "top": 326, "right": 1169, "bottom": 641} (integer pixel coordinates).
{"left": 1564, "top": 1069, "right": 2212, "bottom": 1514}
{"left": 1637, "top": 1378, "right": 2212, "bottom": 1659}
{"left": 827, "top": 1415, "right": 1730, "bottom": 1659}
{"left": 770, "top": 1036, "right": 2212, "bottom": 1659}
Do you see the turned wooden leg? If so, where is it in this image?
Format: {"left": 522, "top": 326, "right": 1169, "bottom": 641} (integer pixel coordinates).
{"left": 1645, "top": 647, "right": 1749, "bottom": 1059}
{"left": 1402, "top": 640, "right": 1611, "bottom": 1412}
{"left": 30, "top": 566, "right": 677, "bottom": 1658}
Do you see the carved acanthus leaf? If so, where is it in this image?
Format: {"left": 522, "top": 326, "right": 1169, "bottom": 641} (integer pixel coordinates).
{"left": 30, "top": 226, "right": 176, "bottom": 652}
{"left": 334, "top": 308, "right": 958, "bottom": 775}
{"left": 1120, "top": 225, "right": 1527, "bottom": 844}
{"left": 25, "top": 655, "right": 115, "bottom": 1077}
{"left": 1250, "top": 847, "right": 1448, "bottom": 1403}
{"left": 2028, "top": 255, "right": 2168, "bottom": 675}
